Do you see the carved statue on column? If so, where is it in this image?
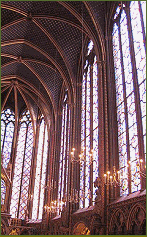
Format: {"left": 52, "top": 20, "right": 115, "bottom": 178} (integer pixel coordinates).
{"left": 94, "top": 177, "right": 102, "bottom": 215}
{"left": 61, "top": 204, "right": 69, "bottom": 228}
{"left": 94, "top": 177, "right": 101, "bottom": 203}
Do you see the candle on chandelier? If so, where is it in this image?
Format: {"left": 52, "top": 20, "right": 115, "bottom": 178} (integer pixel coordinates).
{"left": 117, "top": 170, "right": 120, "bottom": 181}
{"left": 107, "top": 171, "right": 110, "bottom": 181}
{"left": 104, "top": 174, "right": 107, "bottom": 184}
{"left": 110, "top": 176, "right": 112, "bottom": 186}
{"left": 140, "top": 159, "right": 143, "bottom": 170}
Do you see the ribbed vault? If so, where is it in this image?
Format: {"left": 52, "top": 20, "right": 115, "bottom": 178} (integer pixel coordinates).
{"left": 1, "top": 1, "right": 106, "bottom": 123}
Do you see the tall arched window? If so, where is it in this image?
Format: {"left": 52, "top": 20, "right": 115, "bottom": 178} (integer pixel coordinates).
{"left": 1, "top": 108, "right": 15, "bottom": 169}
{"left": 58, "top": 92, "right": 70, "bottom": 210}
{"left": 80, "top": 41, "right": 99, "bottom": 208}
{"left": 1, "top": 107, "right": 49, "bottom": 220}
{"left": 32, "top": 116, "right": 48, "bottom": 220}
{"left": 113, "top": 1, "right": 146, "bottom": 195}
{"left": 10, "top": 110, "right": 34, "bottom": 219}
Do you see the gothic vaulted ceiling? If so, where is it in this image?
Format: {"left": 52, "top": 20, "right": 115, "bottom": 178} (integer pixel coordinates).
{"left": 1, "top": 1, "right": 107, "bottom": 122}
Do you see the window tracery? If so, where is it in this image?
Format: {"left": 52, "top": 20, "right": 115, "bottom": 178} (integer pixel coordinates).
{"left": 80, "top": 41, "right": 99, "bottom": 208}
{"left": 10, "top": 110, "right": 34, "bottom": 219}
{"left": 1, "top": 108, "right": 15, "bottom": 169}
{"left": 1, "top": 104, "right": 49, "bottom": 220}
{"left": 58, "top": 92, "right": 70, "bottom": 210}
{"left": 112, "top": 1, "right": 146, "bottom": 195}
{"left": 32, "top": 117, "right": 48, "bottom": 220}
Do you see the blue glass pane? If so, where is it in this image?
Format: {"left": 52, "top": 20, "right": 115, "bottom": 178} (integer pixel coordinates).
{"left": 58, "top": 98, "right": 70, "bottom": 214}
{"left": 10, "top": 124, "right": 27, "bottom": 218}
{"left": 1, "top": 109, "right": 15, "bottom": 168}
{"left": 113, "top": 20, "right": 129, "bottom": 195}
{"left": 38, "top": 125, "right": 48, "bottom": 219}
{"left": 1, "top": 179, "right": 6, "bottom": 205}
{"left": 1, "top": 120, "right": 5, "bottom": 151}
{"left": 19, "top": 122, "right": 34, "bottom": 219}
{"left": 120, "top": 10, "right": 134, "bottom": 98}
{"left": 113, "top": 5, "right": 145, "bottom": 194}
{"left": 93, "top": 56, "right": 99, "bottom": 201}
{"left": 10, "top": 111, "right": 33, "bottom": 219}
{"left": 32, "top": 118, "right": 48, "bottom": 220}
{"left": 87, "top": 40, "right": 94, "bottom": 55}
{"left": 86, "top": 66, "right": 91, "bottom": 138}
{"left": 114, "top": 5, "right": 121, "bottom": 19}
{"left": 113, "top": 23, "right": 124, "bottom": 107}
{"left": 80, "top": 55, "right": 99, "bottom": 207}
{"left": 130, "top": 1, "right": 146, "bottom": 158}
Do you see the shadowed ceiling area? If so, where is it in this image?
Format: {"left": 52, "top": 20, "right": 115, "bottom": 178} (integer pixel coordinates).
{"left": 1, "top": 1, "right": 106, "bottom": 121}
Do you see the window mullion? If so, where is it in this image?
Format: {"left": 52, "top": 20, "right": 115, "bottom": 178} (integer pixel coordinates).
{"left": 118, "top": 22, "right": 131, "bottom": 194}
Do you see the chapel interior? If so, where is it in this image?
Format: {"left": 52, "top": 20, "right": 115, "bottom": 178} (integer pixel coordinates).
{"left": 1, "top": 1, "right": 146, "bottom": 235}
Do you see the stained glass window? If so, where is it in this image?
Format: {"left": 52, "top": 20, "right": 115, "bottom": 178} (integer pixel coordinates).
{"left": 92, "top": 56, "right": 99, "bottom": 202}
{"left": 10, "top": 110, "right": 34, "bottom": 219}
{"left": 1, "top": 107, "right": 49, "bottom": 220}
{"left": 130, "top": 1, "right": 146, "bottom": 161}
{"left": 58, "top": 93, "right": 70, "bottom": 213}
{"left": 32, "top": 117, "right": 48, "bottom": 220}
{"left": 112, "top": 1, "right": 146, "bottom": 195}
{"left": 80, "top": 41, "right": 99, "bottom": 208}
{"left": 1, "top": 179, "right": 6, "bottom": 205}
{"left": 1, "top": 108, "right": 15, "bottom": 169}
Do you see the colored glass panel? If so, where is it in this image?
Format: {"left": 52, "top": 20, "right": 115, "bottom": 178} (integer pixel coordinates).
{"left": 32, "top": 118, "right": 48, "bottom": 220}
{"left": 113, "top": 2, "right": 146, "bottom": 194}
{"left": 58, "top": 96, "right": 70, "bottom": 213}
{"left": 1, "top": 179, "right": 6, "bottom": 205}
{"left": 113, "top": 23, "right": 124, "bottom": 107}
{"left": 39, "top": 125, "right": 48, "bottom": 219}
{"left": 61, "top": 104, "right": 67, "bottom": 201}
{"left": 130, "top": 1, "right": 146, "bottom": 161}
{"left": 84, "top": 64, "right": 91, "bottom": 208}
{"left": 2, "top": 122, "right": 14, "bottom": 169}
{"left": 120, "top": 10, "right": 133, "bottom": 98}
{"left": 80, "top": 71, "right": 86, "bottom": 208}
{"left": 19, "top": 122, "right": 34, "bottom": 219}
{"left": 58, "top": 106, "right": 65, "bottom": 202}
{"left": 80, "top": 42, "right": 99, "bottom": 207}
{"left": 114, "top": 5, "right": 121, "bottom": 20}
{"left": 65, "top": 109, "right": 70, "bottom": 200}
{"left": 1, "top": 120, "right": 5, "bottom": 151}
{"left": 93, "top": 56, "right": 99, "bottom": 202}
{"left": 1, "top": 109, "right": 15, "bottom": 168}
{"left": 81, "top": 73, "right": 86, "bottom": 143}
{"left": 87, "top": 40, "right": 94, "bottom": 55}
{"left": 10, "top": 111, "right": 33, "bottom": 219}
{"left": 113, "top": 20, "right": 129, "bottom": 195}
{"left": 10, "top": 123, "right": 27, "bottom": 218}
